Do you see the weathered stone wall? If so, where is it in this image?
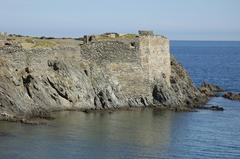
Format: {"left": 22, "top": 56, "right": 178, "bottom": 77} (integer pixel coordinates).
{"left": 80, "top": 40, "right": 139, "bottom": 63}
{"left": 79, "top": 35, "right": 171, "bottom": 100}
{"left": 139, "top": 36, "right": 171, "bottom": 86}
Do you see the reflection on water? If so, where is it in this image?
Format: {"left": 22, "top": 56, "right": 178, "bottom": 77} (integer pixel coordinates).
{"left": 1, "top": 100, "right": 240, "bottom": 159}
{"left": 0, "top": 110, "right": 173, "bottom": 159}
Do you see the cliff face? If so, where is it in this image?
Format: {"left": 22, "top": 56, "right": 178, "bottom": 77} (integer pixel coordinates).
{"left": 153, "top": 56, "right": 207, "bottom": 109}
{"left": 0, "top": 33, "right": 207, "bottom": 119}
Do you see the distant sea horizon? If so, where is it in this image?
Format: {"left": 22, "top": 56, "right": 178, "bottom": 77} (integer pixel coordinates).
{"left": 171, "top": 40, "right": 240, "bottom": 92}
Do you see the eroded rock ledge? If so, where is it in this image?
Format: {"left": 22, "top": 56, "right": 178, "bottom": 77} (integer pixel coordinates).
{"left": 223, "top": 92, "right": 240, "bottom": 101}
{"left": 0, "top": 31, "right": 220, "bottom": 123}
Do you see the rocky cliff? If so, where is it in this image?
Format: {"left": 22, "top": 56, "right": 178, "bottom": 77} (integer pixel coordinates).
{"left": 0, "top": 31, "right": 208, "bottom": 121}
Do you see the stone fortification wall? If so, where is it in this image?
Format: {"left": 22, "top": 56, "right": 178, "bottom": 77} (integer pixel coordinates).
{"left": 79, "top": 35, "right": 171, "bottom": 99}
{"left": 80, "top": 38, "right": 148, "bottom": 99}
{"left": 80, "top": 40, "right": 140, "bottom": 64}
{"left": 139, "top": 36, "right": 171, "bottom": 86}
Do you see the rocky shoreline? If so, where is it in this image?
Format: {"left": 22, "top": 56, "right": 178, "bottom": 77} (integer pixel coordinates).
{"left": 0, "top": 79, "right": 224, "bottom": 125}
{"left": 223, "top": 92, "right": 240, "bottom": 101}
{"left": 0, "top": 71, "right": 223, "bottom": 125}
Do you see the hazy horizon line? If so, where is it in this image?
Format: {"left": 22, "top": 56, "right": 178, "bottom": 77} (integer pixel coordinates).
{"left": 2, "top": 31, "right": 240, "bottom": 42}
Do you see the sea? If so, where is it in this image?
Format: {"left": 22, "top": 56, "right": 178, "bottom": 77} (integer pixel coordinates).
{"left": 0, "top": 41, "right": 240, "bottom": 159}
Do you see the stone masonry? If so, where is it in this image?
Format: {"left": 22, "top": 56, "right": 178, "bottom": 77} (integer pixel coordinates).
{"left": 80, "top": 31, "right": 171, "bottom": 102}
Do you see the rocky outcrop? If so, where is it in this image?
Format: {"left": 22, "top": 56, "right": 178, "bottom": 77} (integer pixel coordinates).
{"left": 199, "top": 82, "right": 224, "bottom": 97}
{"left": 223, "top": 92, "right": 240, "bottom": 101}
{"left": 0, "top": 32, "right": 215, "bottom": 122}
{"left": 0, "top": 53, "right": 207, "bottom": 121}
{"left": 152, "top": 56, "right": 208, "bottom": 110}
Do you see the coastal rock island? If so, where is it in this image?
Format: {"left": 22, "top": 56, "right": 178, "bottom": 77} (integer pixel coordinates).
{"left": 0, "top": 31, "right": 208, "bottom": 121}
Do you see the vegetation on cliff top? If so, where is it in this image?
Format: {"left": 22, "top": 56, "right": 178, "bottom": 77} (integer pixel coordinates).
{"left": 5, "top": 37, "right": 58, "bottom": 49}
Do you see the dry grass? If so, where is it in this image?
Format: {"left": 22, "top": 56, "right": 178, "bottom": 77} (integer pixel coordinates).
{"left": 32, "top": 40, "right": 56, "bottom": 48}
{"left": 95, "top": 34, "right": 138, "bottom": 41}
{"left": 10, "top": 37, "right": 58, "bottom": 49}
{"left": 25, "top": 38, "right": 35, "bottom": 44}
{"left": 120, "top": 34, "right": 138, "bottom": 39}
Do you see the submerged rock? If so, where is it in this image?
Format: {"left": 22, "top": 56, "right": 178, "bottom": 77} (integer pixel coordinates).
{"left": 210, "top": 106, "right": 224, "bottom": 111}
{"left": 200, "top": 105, "right": 224, "bottom": 111}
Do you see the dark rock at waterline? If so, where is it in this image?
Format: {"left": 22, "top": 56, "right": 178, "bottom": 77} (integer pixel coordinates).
{"left": 20, "top": 118, "right": 49, "bottom": 125}
{"left": 210, "top": 106, "right": 224, "bottom": 111}
{"left": 200, "top": 105, "right": 224, "bottom": 111}
{"left": 82, "top": 109, "right": 92, "bottom": 113}
{"left": 223, "top": 92, "right": 240, "bottom": 101}
{"left": 199, "top": 82, "right": 224, "bottom": 97}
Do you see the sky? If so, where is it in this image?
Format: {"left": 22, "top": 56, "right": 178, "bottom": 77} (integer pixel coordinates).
{"left": 1, "top": 0, "right": 240, "bottom": 40}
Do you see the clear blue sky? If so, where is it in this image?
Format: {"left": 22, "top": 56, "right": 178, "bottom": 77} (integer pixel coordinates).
{"left": 1, "top": 0, "right": 240, "bottom": 40}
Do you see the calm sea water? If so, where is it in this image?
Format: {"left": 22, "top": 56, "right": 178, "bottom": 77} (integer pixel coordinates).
{"left": 171, "top": 41, "right": 240, "bottom": 92}
{"left": 0, "top": 41, "right": 240, "bottom": 159}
